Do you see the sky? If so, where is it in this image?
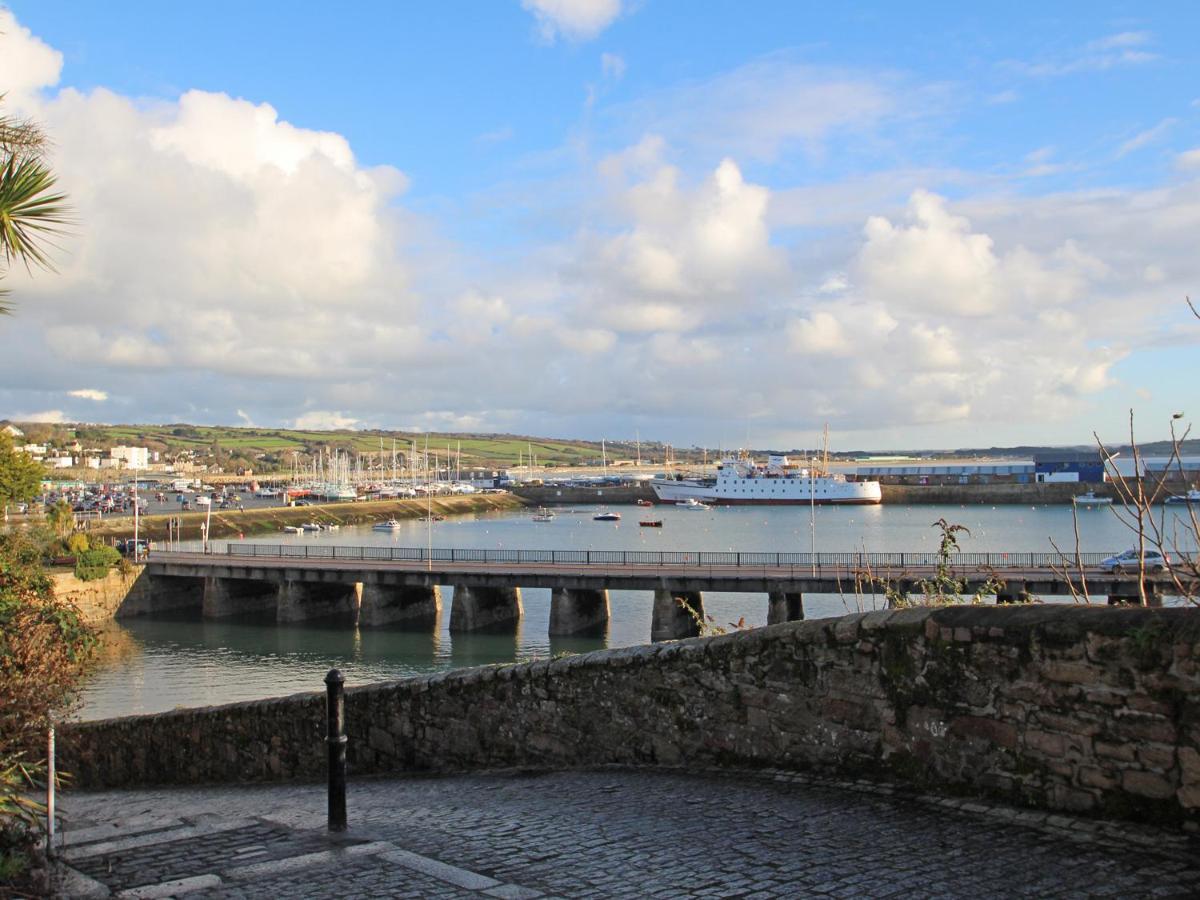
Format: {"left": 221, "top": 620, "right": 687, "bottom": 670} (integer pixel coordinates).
{"left": 1, "top": 1, "right": 1199, "bottom": 452}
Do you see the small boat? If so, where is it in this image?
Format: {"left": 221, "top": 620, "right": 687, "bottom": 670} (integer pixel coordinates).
{"left": 282, "top": 525, "right": 304, "bottom": 534}
{"left": 373, "top": 519, "right": 403, "bottom": 531}
{"left": 1072, "top": 491, "right": 1112, "bottom": 507}
{"left": 300, "top": 522, "right": 323, "bottom": 532}
{"left": 636, "top": 499, "right": 654, "bottom": 507}
{"left": 639, "top": 519, "right": 663, "bottom": 527}
{"left": 676, "top": 498, "right": 711, "bottom": 510}
{"left": 1166, "top": 488, "right": 1200, "bottom": 504}
{"left": 531, "top": 507, "right": 556, "bottom": 522}
{"left": 593, "top": 511, "right": 621, "bottom": 521}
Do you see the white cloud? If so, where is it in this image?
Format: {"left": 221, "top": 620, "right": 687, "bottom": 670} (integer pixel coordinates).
{"left": 293, "top": 411, "right": 360, "bottom": 430}
{"left": 585, "top": 156, "right": 782, "bottom": 318}
{"left": 606, "top": 58, "right": 916, "bottom": 161}
{"left": 68, "top": 389, "right": 108, "bottom": 402}
{"left": 601, "top": 52, "right": 626, "bottom": 80}
{"left": 1007, "top": 32, "right": 1158, "bottom": 77}
{"left": 0, "top": 10, "right": 62, "bottom": 105}
{"left": 1087, "top": 31, "right": 1151, "bottom": 51}
{"left": 521, "top": 0, "right": 622, "bottom": 42}
{"left": 856, "top": 190, "right": 1094, "bottom": 317}
{"left": 1116, "top": 118, "right": 1177, "bottom": 158}
{"left": 1176, "top": 148, "right": 1200, "bottom": 169}
{"left": 236, "top": 409, "right": 255, "bottom": 427}
{"left": 15, "top": 410, "right": 66, "bottom": 423}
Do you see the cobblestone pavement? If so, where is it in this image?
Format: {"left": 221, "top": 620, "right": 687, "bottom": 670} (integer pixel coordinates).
{"left": 58, "top": 768, "right": 1200, "bottom": 898}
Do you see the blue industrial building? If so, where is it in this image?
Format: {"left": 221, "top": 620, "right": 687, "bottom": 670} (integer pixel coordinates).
{"left": 1032, "top": 451, "right": 1107, "bottom": 484}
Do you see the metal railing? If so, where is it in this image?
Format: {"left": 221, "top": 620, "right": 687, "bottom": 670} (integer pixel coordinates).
{"left": 201, "top": 544, "right": 1120, "bottom": 570}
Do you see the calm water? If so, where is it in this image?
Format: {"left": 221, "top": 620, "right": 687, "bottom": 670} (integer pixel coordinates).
{"left": 79, "top": 502, "right": 1195, "bottom": 720}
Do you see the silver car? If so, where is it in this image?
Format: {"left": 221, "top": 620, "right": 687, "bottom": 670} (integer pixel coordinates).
{"left": 1100, "top": 549, "right": 1168, "bottom": 573}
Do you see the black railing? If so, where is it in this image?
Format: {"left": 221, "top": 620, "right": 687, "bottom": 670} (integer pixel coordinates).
{"left": 198, "top": 544, "right": 1121, "bottom": 570}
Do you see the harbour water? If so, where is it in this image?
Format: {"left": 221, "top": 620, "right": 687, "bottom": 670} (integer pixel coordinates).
{"left": 78, "top": 502, "right": 1196, "bottom": 720}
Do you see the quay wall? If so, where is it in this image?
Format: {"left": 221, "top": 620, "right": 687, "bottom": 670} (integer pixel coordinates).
{"left": 511, "top": 484, "right": 654, "bottom": 505}
{"left": 517, "top": 482, "right": 1105, "bottom": 506}
{"left": 50, "top": 565, "right": 150, "bottom": 625}
{"left": 883, "top": 483, "right": 1100, "bottom": 505}
{"left": 61, "top": 606, "right": 1200, "bottom": 827}
{"left": 86, "top": 493, "right": 527, "bottom": 542}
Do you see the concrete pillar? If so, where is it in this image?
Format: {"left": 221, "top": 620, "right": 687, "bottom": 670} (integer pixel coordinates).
{"left": 767, "top": 590, "right": 804, "bottom": 624}
{"left": 1107, "top": 582, "right": 1164, "bottom": 607}
{"left": 277, "top": 580, "right": 360, "bottom": 623}
{"left": 359, "top": 583, "right": 442, "bottom": 629}
{"left": 995, "top": 581, "right": 1031, "bottom": 604}
{"left": 202, "top": 576, "right": 278, "bottom": 619}
{"left": 450, "top": 584, "right": 523, "bottom": 633}
{"left": 549, "top": 587, "right": 610, "bottom": 637}
{"left": 117, "top": 574, "right": 203, "bottom": 618}
{"left": 651, "top": 589, "right": 703, "bottom": 642}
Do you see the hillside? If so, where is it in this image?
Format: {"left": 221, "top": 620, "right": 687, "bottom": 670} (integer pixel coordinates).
{"left": 23, "top": 422, "right": 686, "bottom": 471}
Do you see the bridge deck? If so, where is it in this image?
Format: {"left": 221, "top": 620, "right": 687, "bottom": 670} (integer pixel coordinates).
{"left": 146, "top": 547, "right": 1188, "bottom": 596}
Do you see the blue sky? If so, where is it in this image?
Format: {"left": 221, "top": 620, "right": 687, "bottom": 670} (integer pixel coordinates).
{"left": 2, "top": 1, "right": 1199, "bottom": 450}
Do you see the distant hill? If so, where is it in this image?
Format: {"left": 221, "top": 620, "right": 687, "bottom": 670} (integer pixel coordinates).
{"left": 17, "top": 420, "right": 1200, "bottom": 473}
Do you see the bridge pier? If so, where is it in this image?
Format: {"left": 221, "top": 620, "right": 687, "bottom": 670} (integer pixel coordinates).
{"left": 1107, "top": 582, "right": 1164, "bottom": 607}
{"left": 995, "top": 581, "right": 1031, "bottom": 604}
{"left": 767, "top": 590, "right": 804, "bottom": 624}
{"left": 359, "top": 583, "right": 442, "bottom": 629}
{"left": 450, "top": 584, "right": 523, "bottom": 632}
{"left": 549, "top": 587, "right": 610, "bottom": 637}
{"left": 277, "top": 580, "right": 360, "bottom": 623}
{"left": 202, "top": 576, "right": 278, "bottom": 619}
{"left": 652, "top": 589, "right": 703, "bottom": 642}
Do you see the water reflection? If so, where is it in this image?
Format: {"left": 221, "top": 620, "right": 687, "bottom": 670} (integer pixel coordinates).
{"left": 80, "top": 502, "right": 1199, "bottom": 720}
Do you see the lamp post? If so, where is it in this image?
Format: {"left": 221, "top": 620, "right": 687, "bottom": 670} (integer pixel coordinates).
{"left": 133, "top": 461, "right": 139, "bottom": 560}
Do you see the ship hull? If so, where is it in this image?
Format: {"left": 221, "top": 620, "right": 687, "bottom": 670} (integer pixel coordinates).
{"left": 651, "top": 478, "right": 881, "bottom": 505}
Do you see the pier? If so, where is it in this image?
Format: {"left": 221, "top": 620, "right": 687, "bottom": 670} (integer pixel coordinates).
{"left": 139, "top": 545, "right": 1193, "bottom": 641}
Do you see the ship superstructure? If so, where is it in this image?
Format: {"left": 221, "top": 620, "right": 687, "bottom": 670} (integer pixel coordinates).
{"left": 650, "top": 453, "right": 881, "bottom": 505}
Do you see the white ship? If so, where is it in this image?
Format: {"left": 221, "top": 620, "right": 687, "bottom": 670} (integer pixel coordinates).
{"left": 651, "top": 453, "right": 881, "bottom": 506}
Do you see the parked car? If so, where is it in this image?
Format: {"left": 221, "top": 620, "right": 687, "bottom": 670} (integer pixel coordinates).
{"left": 1100, "top": 549, "right": 1169, "bottom": 573}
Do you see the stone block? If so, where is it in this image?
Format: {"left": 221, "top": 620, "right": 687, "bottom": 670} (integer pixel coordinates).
{"left": 948, "top": 716, "right": 1018, "bottom": 750}
{"left": 1099, "top": 744, "right": 1132, "bottom": 763}
{"left": 369, "top": 726, "right": 395, "bottom": 756}
{"left": 1136, "top": 743, "right": 1177, "bottom": 772}
{"left": 1039, "top": 661, "right": 1096, "bottom": 684}
{"left": 1121, "top": 769, "right": 1176, "bottom": 799}
{"left": 1024, "top": 729, "right": 1066, "bottom": 757}
{"left": 1178, "top": 747, "right": 1200, "bottom": 785}
{"left": 1179, "top": 785, "right": 1200, "bottom": 809}
{"left": 1078, "top": 766, "right": 1117, "bottom": 790}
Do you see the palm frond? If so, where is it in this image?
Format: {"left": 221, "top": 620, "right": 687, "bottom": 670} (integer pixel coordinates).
{"left": 0, "top": 153, "right": 70, "bottom": 272}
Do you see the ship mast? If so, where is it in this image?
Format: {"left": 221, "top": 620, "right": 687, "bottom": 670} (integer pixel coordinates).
{"left": 821, "top": 423, "right": 830, "bottom": 476}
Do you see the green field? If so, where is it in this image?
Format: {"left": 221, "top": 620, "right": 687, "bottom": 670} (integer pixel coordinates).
{"left": 56, "top": 423, "right": 675, "bottom": 471}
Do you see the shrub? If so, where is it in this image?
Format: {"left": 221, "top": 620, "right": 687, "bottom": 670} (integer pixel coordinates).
{"left": 74, "top": 545, "right": 121, "bottom": 581}
{"left": 65, "top": 532, "right": 90, "bottom": 555}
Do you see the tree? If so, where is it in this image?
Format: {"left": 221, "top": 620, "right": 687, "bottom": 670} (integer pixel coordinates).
{"left": 0, "top": 96, "right": 70, "bottom": 314}
{"left": 0, "top": 432, "right": 43, "bottom": 507}
{"left": 0, "top": 530, "right": 95, "bottom": 875}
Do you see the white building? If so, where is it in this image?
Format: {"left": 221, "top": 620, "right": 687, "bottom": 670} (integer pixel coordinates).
{"left": 110, "top": 445, "right": 151, "bottom": 469}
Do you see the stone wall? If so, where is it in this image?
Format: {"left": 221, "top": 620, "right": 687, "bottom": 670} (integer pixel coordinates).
{"left": 51, "top": 565, "right": 151, "bottom": 624}
{"left": 61, "top": 605, "right": 1200, "bottom": 827}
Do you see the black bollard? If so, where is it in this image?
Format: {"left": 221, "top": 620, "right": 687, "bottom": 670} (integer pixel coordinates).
{"left": 325, "top": 668, "right": 348, "bottom": 831}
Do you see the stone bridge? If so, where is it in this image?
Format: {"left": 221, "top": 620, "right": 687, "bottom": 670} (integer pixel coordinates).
{"left": 134, "top": 545, "right": 1191, "bottom": 642}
